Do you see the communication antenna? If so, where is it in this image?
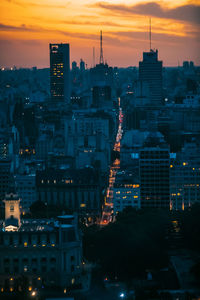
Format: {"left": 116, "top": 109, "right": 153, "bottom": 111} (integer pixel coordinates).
{"left": 93, "top": 47, "right": 95, "bottom": 67}
{"left": 99, "top": 30, "right": 104, "bottom": 64}
{"left": 149, "top": 18, "right": 152, "bottom": 51}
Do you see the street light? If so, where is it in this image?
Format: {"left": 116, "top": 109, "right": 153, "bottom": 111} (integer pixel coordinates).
{"left": 119, "top": 292, "right": 125, "bottom": 298}
{"left": 31, "top": 290, "right": 37, "bottom": 297}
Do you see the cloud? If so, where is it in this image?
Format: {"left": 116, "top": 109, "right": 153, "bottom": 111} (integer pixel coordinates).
{"left": 2, "top": 0, "right": 69, "bottom": 8}
{"left": 109, "top": 29, "right": 200, "bottom": 45}
{"left": 0, "top": 23, "right": 36, "bottom": 31}
{"left": 95, "top": 2, "right": 200, "bottom": 25}
{"left": 61, "top": 19, "right": 125, "bottom": 28}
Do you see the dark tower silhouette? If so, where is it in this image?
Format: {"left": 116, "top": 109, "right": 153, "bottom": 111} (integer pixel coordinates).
{"left": 99, "top": 30, "right": 104, "bottom": 64}
{"left": 139, "top": 20, "right": 163, "bottom": 107}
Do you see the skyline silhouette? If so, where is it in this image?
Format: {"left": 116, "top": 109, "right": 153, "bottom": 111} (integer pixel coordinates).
{"left": 0, "top": 0, "right": 199, "bottom": 68}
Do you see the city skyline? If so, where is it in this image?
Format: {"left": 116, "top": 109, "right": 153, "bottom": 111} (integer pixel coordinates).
{"left": 0, "top": 0, "right": 200, "bottom": 68}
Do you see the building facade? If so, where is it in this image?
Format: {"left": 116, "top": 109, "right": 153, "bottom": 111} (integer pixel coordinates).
{"left": 0, "top": 194, "right": 84, "bottom": 291}
{"left": 140, "top": 146, "right": 170, "bottom": 208}
{"left": 50, "top": 43, "right": 70, "bottom": 106}
{"left": 139, "top": 50, "right": 163, "bottom": 106}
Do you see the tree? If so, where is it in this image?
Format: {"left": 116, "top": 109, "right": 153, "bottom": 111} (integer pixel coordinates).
{"left": 83, "top": 208, "right": 170, "bottom": 280}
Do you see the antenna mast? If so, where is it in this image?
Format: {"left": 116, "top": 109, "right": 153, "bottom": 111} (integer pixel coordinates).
{"left": 93, "top": 47, "right": 95, "bottom": 67}
{"left": 149, "top": 18, "right": 152, "bottom": 51}
{"left": 100, "top": 30, "right": 104, "bottom": 64}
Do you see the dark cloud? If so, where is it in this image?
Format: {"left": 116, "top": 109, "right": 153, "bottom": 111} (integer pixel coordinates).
{"left": 96, "top": 2, "right": 200, "bottom": 25}
{"left": 109, "top": 30, "right": 200, "bottom": 45}
{"left": 0, "top": 23, "right": 36, "bottom": 31}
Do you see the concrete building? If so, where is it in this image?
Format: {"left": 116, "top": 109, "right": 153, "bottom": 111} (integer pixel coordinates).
{"left": 139, "top": 133, "right": 170, "bottom": 208}
{"left": 36, "top": 167, "right": 102, "bottom": 218}
{"left": 170, "top": 142, "right": 200, "bottom": 210}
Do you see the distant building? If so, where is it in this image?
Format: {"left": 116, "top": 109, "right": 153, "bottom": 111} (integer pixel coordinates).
{"left": 80, "top": 59, "right": 85, "bottom": 72}
{"left": 183, "top": 61, "right": 189, "bottom": 69}
{"left": 139, "top": 133, "right": 170, "bottom": 208}
{"left": 139, "top": 49, "right": 163, "bottom": 106}
{"left": 49, "top": 43, "right": 70, "bottom": 106}
{"left": 72, "top": 61, "right": 78, "bottom": 71}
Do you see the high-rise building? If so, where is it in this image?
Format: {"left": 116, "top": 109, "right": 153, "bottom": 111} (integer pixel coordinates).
{"left": 139, "top": 49, "right": 163, "bottom": 106}
{"left": 49, "top": 43, "right": 70, "bottom": 106}
{"left": 90, "top": 31, "right": 113, "bottom": 107}
{"left": 139, "top": 132, "right": 170, "bottom": 208}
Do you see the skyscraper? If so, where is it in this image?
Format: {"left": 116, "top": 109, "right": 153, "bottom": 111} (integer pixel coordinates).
{"left": 49, "top": 43, "right": 70, "bottom": 106}
{"left": 139, "top": 49, "right": 163, "bottom": 106}
{"left": 139, "top": 132, "right": 170, "bottom": 208}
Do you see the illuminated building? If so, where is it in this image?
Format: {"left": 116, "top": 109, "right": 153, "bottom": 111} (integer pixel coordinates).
{"left": 139, "top": 49, "right": 163, "bottom": 106}
{"left": 113, "top": 181, "right": 140, "bottom": 214}
{"left": 170, "top": 142, "right": 200, "bottom": 210}
{"left": 49, "top": 43, "right": 70, "bottom": 106}
{"left": 0, "top": 213, "right": 84, "bottom": 290}
{"left": 3, "top": 192, "right": 21, "bottom": 231}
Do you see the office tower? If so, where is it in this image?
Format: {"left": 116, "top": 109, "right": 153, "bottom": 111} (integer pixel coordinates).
{"left": 49, "top": 43, "right": 70, "bottom": 106}
{"left": 139, "top": 132, "right": 170, "bottom": 208}
{"left": 139, "top": 49, "right": 163, "bottom": 106}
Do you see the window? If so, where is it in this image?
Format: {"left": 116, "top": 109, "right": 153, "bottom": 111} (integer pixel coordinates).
{"left": 71, "top": 265, "right": 75, "bottom": 272}
{"left": 10, "top": 205, "right": 14, "bottom": 212}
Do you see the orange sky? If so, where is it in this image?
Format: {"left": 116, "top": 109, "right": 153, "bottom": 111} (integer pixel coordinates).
{"left": 0, "top": 0, "right": 200, "bottom": 68}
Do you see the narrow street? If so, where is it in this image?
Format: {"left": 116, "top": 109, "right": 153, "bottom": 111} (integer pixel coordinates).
{"left": 100, "top": 98, "right": 124, "bottom": 225}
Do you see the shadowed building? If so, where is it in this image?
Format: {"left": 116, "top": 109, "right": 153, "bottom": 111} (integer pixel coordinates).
{"left": 139, "top": 132, "right": 170, "bottom": 208}
{"left": 139, "top": 50, "right": 163, "bottom": 106}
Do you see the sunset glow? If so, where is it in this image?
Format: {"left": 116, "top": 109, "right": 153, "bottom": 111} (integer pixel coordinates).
{"left": 0, "top": 0, "right": 200, "bottom": 67}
